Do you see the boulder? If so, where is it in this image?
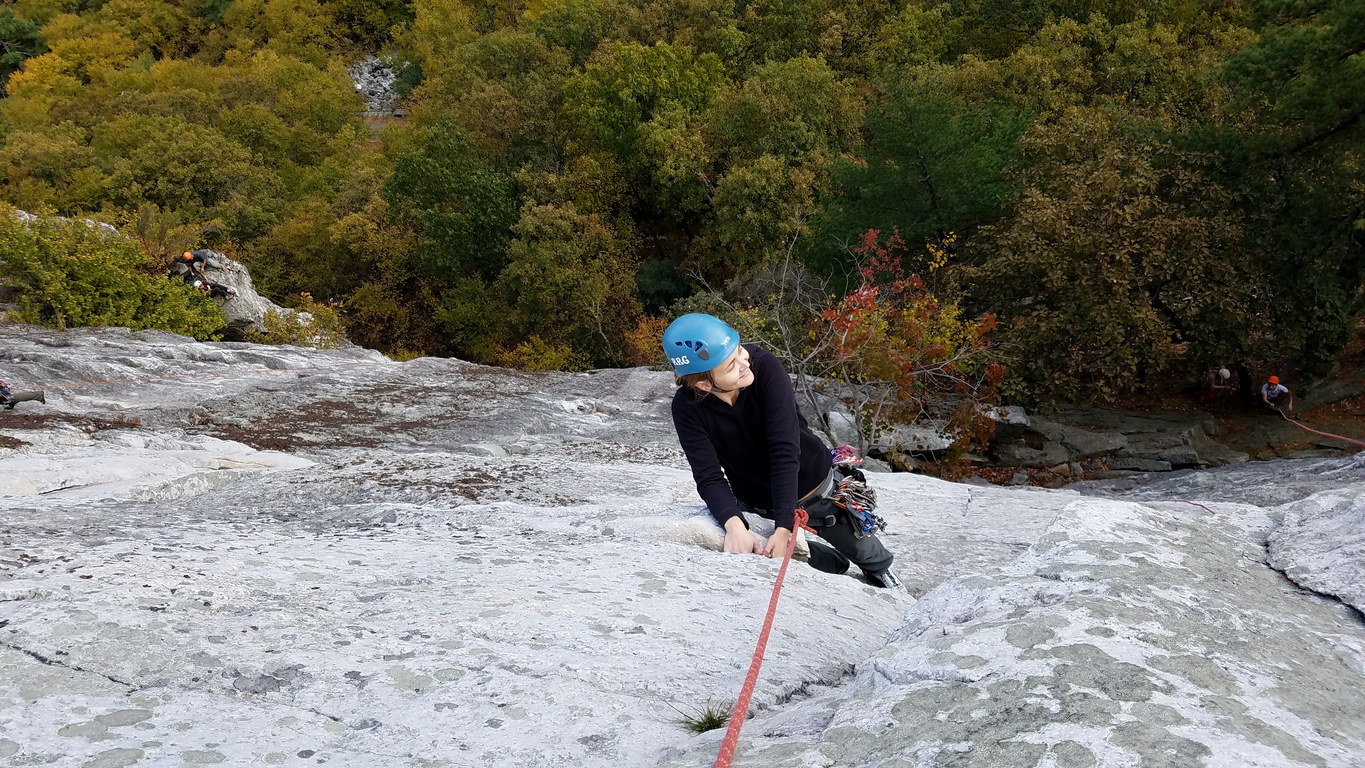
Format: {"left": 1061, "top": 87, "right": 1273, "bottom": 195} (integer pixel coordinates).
{"left": 1109, "top": 457, "right": 1174, "bottom": 472}
{"left": 347, "top": 56, "right": 402, "bottom": 116}
{"left": 822, "top": 408, "right": 860, "bottom": 447}
{"left": 986, "top": 405, "right": 1030, "bottom": 425}
{"left": 1154, "top": 446, "right": 1202, "bottom": 468}
{"left": 194, "top": 254, "right": 298, "bottom": 333}
{"left": 876, "top": 421, "right": 954, "bottom": 453}
{"left": 1028, "top": 415, "right": 1130, "bottom": 458}
{"left": 995, "top": 439, "right": 1070, "bottom": 468}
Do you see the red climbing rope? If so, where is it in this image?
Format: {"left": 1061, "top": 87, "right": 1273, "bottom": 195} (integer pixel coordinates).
{"left": 1276, "top": 408, "right": 1365, "bottom": 449}
{"left": 8, "top": 361, "right": 381, "bottom": 391}
{"left": 713, "top": 508, "right": 815, "bottom": 768}
{"left": 1167, "top": 408, "right": 1365, "bottom": 516}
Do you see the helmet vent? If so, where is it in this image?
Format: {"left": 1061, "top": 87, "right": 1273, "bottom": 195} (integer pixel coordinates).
{"left": 677, "top": 340, "right": 710, "bottom": 360}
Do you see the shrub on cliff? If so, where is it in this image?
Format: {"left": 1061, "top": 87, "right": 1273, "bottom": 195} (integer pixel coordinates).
{"left": 0, "top": 207, "right": 224, "bottom": 337}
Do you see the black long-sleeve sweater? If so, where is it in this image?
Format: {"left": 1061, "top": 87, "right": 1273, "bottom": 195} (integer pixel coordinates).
{"left": 672, "top": 345, "right": 831, "bottom": 532}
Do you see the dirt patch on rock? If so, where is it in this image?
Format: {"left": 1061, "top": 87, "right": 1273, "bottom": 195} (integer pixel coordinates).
{"left": 0, "top": 411, "right": 144, "bottom": 436}
{"left": 197, "top": 399, "right": 383, "bottom": 451}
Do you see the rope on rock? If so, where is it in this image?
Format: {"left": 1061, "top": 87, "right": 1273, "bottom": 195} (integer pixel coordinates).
{"left": 1275, "top": 407, "right": 1365, "bottom": 449}
{"left": 8, "top": 360, "right": 384, "bottom": 391}
{"left": 713, "top": 507, "right": 815, "bottom": 768}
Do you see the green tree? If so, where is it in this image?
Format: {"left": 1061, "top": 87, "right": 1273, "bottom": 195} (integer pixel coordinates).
{"left": 970, "top": 109, "right": 1257, "bottom": 401}
{"left": 496, "top": 202, "right": 642, "bottom": 365}
{"left": 1219, "top": 0, "right": 1365, "bottom": 373}
{"left": 220, "top": 0, "right": 343, "bottom": 66}
{"left": 741, "top": 0, "right": 897, "bottom": 73}
{"left": 524, "top": 0, "right": 620, "bottom": 66}
{"left": 700, "top": 156, "right": 819, "bottom": 278}
{"left": 687, "top": 56, "right": 864, "bottom": 278}
{"left": 562, "top": 41, "right": 724, "bottom": 166}
{"left": 382, "top": 121, "right": 519, "bottom": 281}
{"left": 622, "top": 0, "right": 747, "bottom": 65}
{"left": 710, "top": 56, "right": 863, "bottom": 164}
{"left": 1226, "top": 0, "right": 1364, "bottom": 153}
{"left": 92, "top": 114, "right": 283, "bottom": 239}
{"left": 409, "top": 29, "right": 570, "bottom": 169}
{"left": 811, "top": 81, "right": 1027, "bottom": 277}
{"left": 324, "top": 0, "right": 413, "bottom": 48}
{"left": 0, "top": 7, "right": 47, "bottom": 94}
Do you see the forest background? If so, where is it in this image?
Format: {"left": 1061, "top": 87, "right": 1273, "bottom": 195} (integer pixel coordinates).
{"left": 0, "top": 0, "right": 1360, "bottom": 411}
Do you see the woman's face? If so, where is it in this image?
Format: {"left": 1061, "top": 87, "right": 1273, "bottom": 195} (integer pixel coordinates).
{"left": 700, "top": 345, "right": 753, "bottom": 393}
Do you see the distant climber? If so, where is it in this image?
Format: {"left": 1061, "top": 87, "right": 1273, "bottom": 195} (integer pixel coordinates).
{"left": 1198, "top": 367, "right": 1233, "bottom": 406}
{"left": 664, "top": 313, "right": 903, "bottom": 590}
{"left": 193, "top": 279, "right": 237, "bottom": 301}
{"left": 169, "top": 250, "right": 217, "bottom": 283}
{"left": 0, "top": 380, "right": 45, "bottom": 410}
{"left": 1261, "top": 375, "right": 1293, "bottom": 413}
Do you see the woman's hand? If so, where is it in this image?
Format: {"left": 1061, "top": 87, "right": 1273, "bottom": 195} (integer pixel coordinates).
{"left": 723, "top": 517, "right": 763, "bottom": 554}
{"left": 763, "top": 527, "right": 792, "bottom": 558}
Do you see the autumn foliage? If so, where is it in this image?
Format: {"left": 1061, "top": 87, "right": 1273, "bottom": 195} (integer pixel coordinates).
{"left": 0, "top": 0, "right": 1358, "bottom": 403}
{"left": 815, "top": 228, "right": 1001, "bottom": 467}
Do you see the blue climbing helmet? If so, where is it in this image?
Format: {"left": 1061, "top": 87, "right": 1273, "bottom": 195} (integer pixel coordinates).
{"left": 662, "top": 313, "right": 740, "bottom": 375}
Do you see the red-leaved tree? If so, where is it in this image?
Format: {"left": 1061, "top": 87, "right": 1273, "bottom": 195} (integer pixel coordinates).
{"left": 736, "top": 228, "right": 1003, "bottom": 472}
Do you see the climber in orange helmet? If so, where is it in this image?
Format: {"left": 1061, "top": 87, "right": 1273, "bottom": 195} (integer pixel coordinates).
{"left": 1260, "top": 375, "right": 1293, "bottom": 413}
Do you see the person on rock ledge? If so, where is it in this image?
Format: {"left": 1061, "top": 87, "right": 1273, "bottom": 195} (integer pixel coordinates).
{"left": 192, "top": 279, "right": 237, "bottom": 302}
{"left": 169, "top": 250, "right": 216, "bottom": 284}
{"left": 1261, "top": 375, "right": 1293, "bottom": 413}
{"left": 663, "top": 312, "right": 903, "bottom": 589}
{"left": 1198, "top": 367, "right": 1233, "bottom": 407}
{"left": 0, "top": 380, "right": 45, "bottom": 410}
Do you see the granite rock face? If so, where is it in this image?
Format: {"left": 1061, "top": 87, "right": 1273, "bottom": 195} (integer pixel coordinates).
{"left": 1, "top": 324, "right": 1362, "bottom": 768}
{"left": 989, "top": 407, "right": 1252, "bottom": 470}
{"left": 192, "top": 253, "right": 297, "bottom": 333}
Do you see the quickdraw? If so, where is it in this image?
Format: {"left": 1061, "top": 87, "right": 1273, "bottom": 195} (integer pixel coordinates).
{"left": 830, "top": 443, "right": 862, "bottom": 468}
{"left": 829, "top": 444, "right": 887, "bottom": 538}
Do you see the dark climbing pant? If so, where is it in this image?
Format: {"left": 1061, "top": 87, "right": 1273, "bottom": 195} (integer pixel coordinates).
{"left": 736, "top": 475, "right": 894, "bottom": 577}
{"left": 798, "top": 494, "right": 895, "bottom": 576}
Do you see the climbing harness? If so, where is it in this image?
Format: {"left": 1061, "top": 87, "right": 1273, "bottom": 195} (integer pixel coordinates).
{"left": 829, "top": 444, "right": 886, "bottom": 538}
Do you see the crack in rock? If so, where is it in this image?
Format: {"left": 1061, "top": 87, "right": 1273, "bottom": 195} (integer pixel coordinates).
{"left": 1261, "top": 543, "right": 1365, "bottom": 627}
{"left": 1, "top": 641, "right": 136, "bottom": 689}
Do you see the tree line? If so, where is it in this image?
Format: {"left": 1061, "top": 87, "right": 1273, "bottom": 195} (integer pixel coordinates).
{"left": 0, "top": 0, "right": 1360, "bottom": 405}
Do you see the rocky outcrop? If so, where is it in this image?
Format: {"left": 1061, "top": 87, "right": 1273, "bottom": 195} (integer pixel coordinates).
{"left": 0, "top": 325, "right": 1361, "bottom": 767}
{"left": 989, "top": 404, "right": 1251, "bottom": 472}
{"left": 13, "top": 208, "right": 120, "bottom": 237}
{"left": 190, "top": 250, "right": 298, "bottom": 333}
{"left": 348, "top": 56, "right": 403, "bottom": 116}
{"left": 2, "top": 209, "right": 302, "bottom": 335}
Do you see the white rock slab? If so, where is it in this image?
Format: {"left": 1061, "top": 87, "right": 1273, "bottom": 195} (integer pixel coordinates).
{"left": 660, "top": 498, "right": 1365, "bottom": 767}
{"left": 1, "top": 324, "right": 1362, "bottom": 768}
{"left": 1268, "top": 486, "right": 1365, "bottom": 614}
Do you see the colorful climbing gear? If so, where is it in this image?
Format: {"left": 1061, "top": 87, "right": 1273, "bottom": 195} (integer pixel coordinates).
{"left": 829, "top": 444, "right": 886, "bottom": 538}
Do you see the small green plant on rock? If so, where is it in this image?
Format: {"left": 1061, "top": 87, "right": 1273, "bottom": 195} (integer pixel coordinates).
{"left": 672, "top": 699, "right": 735, "bottom": 734}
